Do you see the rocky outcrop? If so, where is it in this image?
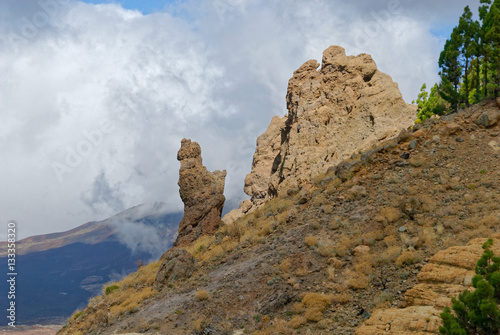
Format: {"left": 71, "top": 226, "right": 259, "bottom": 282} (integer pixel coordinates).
{"left": 153, "top": 248, "right": 199, "bottom": 290}
{"left": 174, "top": 139, "right": 226, "bottom": 246}
{"left": 243, "top": 45, "right": 415, "bottom": 208}
{"left": 356, "top": 236, "right": 500, "bottom": 335}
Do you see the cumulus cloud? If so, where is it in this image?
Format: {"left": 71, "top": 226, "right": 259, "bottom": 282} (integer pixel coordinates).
{"left": 0, "top": 0, "right": 479, "bottom": 239}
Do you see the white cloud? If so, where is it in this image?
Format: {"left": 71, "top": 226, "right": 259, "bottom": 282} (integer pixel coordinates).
{"left": 0, "top": 0, "right": 479, "bottom": 239}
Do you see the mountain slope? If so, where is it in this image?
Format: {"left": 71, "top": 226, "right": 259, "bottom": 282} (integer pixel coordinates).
{"left": 0, "top": 203, "right": 182, "bottom": 326}
{"left": 59, "top": 98, "right": 500, "bottom": 334}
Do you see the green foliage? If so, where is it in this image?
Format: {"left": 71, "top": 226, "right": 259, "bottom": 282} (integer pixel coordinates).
{"left": 73, "top": 310, "right": 83, "bottom": 320}
{"left": 440, "top": 239, "right": 500, "bottom": 335}
{"left": 415, "top": 83, "right": 450, "bottom": 121}
{"left": 416, "top": 1, "right": 500, "bottom": 116}
{"left": 105, "top": 284, "right": 119, "bottom": 295}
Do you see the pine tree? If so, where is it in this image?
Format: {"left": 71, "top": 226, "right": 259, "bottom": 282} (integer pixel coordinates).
{"left": 483, "top": 0, "right": 500, "bottom": 97}
{"left": 457, "top": 6, "right": 479, "bottom": 106}
{"left": 415, "top": 83, "right": 449, "bottom": 121}
{"left": 439, "top": 29, "right": 463, "bottom": 111}
{"left": 479, "top": 0, "right": 492, "bottom": 97}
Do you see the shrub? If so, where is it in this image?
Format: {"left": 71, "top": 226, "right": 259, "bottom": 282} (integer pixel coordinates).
{"left": 195, "top": 289, "right": 211, "bottom": 301}
{"left": 304, "top": 236, "right": 319, "bottom": 247}
{"left": 289, "top": 316, "right": 307, "bottom": 329}
{"left": 105, "top": 284, "right": 119, "bottom": 295}
{"left": 302, "top": 292, "right": 334, "bottom": 321}
{"left": 396, "top": 250, "right": 422, "bottom": 267}
{"left": 440, "top": 239, "right": 500, "bottom": 335}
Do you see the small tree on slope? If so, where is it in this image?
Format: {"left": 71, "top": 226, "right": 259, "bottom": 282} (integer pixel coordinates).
{"left": 440, "top": 239, "right": 500, "bottom": 335}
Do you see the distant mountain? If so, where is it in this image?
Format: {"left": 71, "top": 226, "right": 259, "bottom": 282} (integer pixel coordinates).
{"left": 0, "top": 203, "right": 182, "bottom": 326}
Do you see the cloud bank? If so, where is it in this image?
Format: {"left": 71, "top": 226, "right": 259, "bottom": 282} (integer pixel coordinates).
{"left": 0, "top": 0, "right": 479, "bottom": 239}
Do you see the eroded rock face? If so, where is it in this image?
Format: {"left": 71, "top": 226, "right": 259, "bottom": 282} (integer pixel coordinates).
{"left": 244, "top": 45, "right": 416, "bottom": 207}
{"left": 175, "top": 139, "right": 226, "bottom": 246}
{"left": 153, "top": 248, "right": 198, "bottom": 290}
{"left": 356, "top": 237, "right": 500, "bottom": 335}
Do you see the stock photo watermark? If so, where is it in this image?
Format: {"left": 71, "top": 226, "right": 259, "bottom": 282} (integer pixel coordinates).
{"left": 351, "top": 0, "right": 404, "bottom": 49}
{"left": 7, "top": 0, "right": 70, "bottom": 47}
{"left": 6, "top": 221, "right": 17, "bottom": 327}
{"left": 51, "top": 119, "right": 115, "bottom": 183}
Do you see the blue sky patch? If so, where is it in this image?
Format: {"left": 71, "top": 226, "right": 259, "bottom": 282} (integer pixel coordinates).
{"left": 79, "top": 0, "right": 177, "bottom": 14}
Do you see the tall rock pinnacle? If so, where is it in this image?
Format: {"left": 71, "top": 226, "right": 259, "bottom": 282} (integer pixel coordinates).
{"left": 243, "top": 45, "right": 416, "bottom": 207}
{"left": 174, "top": 139, "right": 226, "bottom": 246}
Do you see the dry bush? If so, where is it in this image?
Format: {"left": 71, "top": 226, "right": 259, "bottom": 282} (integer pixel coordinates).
{"left": 195, "top": 289, "right": 211, "bottom": 301}
{"left": 304, "top": 236, "right": 319, "bottom": 247}
{"left": 295, "top": 267, "right": 309, "bottom": 277}
{"left": 301, "top": 292, "right": 335, "bottom": 322}
{"left": 396, "top": 250, "right": 422, "bottom": 267}
{"left": 302, "top": 293, "right": 334, "bottom": 310}
{"left": 241, "top": 228, "right": 259, "bottom": 244}
{"left": 328, "top": 257, "right": 343, "bottom": 268}
{"left": 198, "top": 245, "right": 225, "bottom": 262}
{"left": 480, "top": 215, "right": 500, "bottom": 228}
{"left": 372, "top": 291, "right": 394, "bottom": 309}
{"left": 400, "top": 233, "right": 419, "bottom": 248}
{"left": 305, "top": 307, "right": 324, "bottom": 322}
{"left": 280, "top": 258, "right": 292, "bottom": 273}
{"left": 383, "top": 234, "right": 398, "bottom": 247}
{"left": 361, "top": 230, "right": 384, "bottom": 246}
{"left": 379, "top": 245, "right": 402, "bottom": 264}
{"left": 417, "top": 227, "right": 437, "bottom": 248}
{"left": 258, "top": 222, "right": 273, "bottom": 236}
{"left": 277, "top": 206, "right": 298, "bottom": 225}
{"left": 289, "top": 315, "right": 307, "bottom": 329}
{"left": 327, "top": 267, "right": 335, "bottom": 281}
{"left": 312, "top": 193, "right": 330, "bottom": 207}
{"left": 185, "top": 235, "right": 216, "bottom": 256}
{"left": 252, "top": 318, "right": 293, "bottom": 335}
{"left": 221, "top": 240, "right": 239, "bottom": 253}
{"left": 225, "top": 221, "right": 245, "bottom": 241}
{"left": 457, "top": 226, "right": 493, "bottom": 244}
{"left": 334, "top": 235, "right": 353, "bottom": 257}
{"left": 331, "top": 293, "right": 351, "bottom": 304}
{"left": 109, "top": 287, "right": 154, "bottom": 319}
{"left": 291, "top": 302, "right": 304, "bottom": 314}
{"left": 264, "top": 197, "right": 295, "bottom": 215}
{"left": 354, "top": 254, "right": 375, "bottom": 275}
{"left": 344, "top": 269, "right": 369, "bottom": 289}
{"left": 318, "top": 244, "right": 335, "bottom": 257}
{"left": 118, "top": 261, "right": 160, "bottom": 289}
{"left": 379, "top": 207, "right": 402, "bottom": 224}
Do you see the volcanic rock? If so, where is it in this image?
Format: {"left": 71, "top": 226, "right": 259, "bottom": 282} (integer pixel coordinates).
{"left": 175, "top": 139, "right": 226, "bottom": 246}
{"left": 243, "top": 45, "right": 415, "bottom": 207}
{"left": 153, "top": 248, "right": 199, "bottom": 290}
{"left": 356, "top": 237, "right": 500, "bottom": 335}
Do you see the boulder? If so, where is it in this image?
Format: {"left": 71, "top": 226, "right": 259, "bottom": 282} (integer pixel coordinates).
{"left": 153, "top": 248, "right": 198, "bottom": 290}
{"left": 175, "top": 139, "right": 226, "bottom": 246}
{"left": 473, "top": 109, "right": 500, "bottom": 128}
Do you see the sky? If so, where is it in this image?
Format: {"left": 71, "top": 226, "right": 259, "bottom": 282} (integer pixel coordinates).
{"left": 0, "top": 0, "right": 481, "bottom": 240}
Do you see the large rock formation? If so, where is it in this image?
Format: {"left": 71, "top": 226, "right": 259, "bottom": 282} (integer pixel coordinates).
{"left": 175, "top": 139, "right": 226, "bottom": 246}
{"left": 356, "top": 236, "right": 500, "bottom": 335}
{"left": 244, "top": 45, "right": 416, "bottom": 208}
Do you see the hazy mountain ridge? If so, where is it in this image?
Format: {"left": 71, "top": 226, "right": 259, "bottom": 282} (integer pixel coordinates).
{"left": 0, "top": 203, "right": 182, "bottom": 326}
